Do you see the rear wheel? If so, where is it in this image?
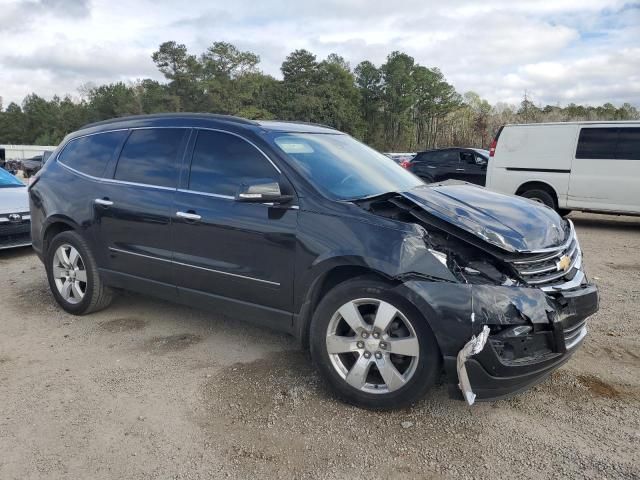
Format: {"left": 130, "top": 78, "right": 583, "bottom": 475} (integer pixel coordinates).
{"left": 310, "top": 278, "right": 440, "bottom": 409}
{"left": 419, "top": 175, "right": 434, "bottom": 184}
{"left": 46, "top": 230, "right": 113, "bottom": 315}
{"left": 519, "top": 188, "right": 556, "bottom": 210}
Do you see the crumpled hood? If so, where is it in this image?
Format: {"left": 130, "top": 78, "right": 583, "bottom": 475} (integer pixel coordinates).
{"left": 401, "top": 184, "right": 567, "bottom": 252}
{"left": 0, "top": 186, "right": 29, "bottom": 215}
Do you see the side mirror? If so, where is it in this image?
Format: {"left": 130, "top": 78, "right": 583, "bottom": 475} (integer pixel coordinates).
{"left": 235, "top": 181, "right": 293, "bottom": 204}
{"left": 475, "top": 157, "right": 488, "bottom": 166}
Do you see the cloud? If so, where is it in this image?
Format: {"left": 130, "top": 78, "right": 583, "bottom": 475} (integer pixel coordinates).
{"left": 0, "top": 0, "right": 90, "bottom": 32}
{"left": 0, "top": 0, "right": 638, "bottom": 108}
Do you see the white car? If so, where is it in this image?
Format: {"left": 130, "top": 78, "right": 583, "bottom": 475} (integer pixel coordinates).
{"left": 486, "top": 121, "right": 640, "bottom": 215}
{"left": 0, "top": 168, "right": 31, "bottom": 249}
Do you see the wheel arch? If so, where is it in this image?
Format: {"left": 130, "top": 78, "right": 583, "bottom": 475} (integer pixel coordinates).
{"left": 515, "top": 180, "right": 559, "bottom": 205}
{"left": 42, "top": 216, "right": 79, "bottom": 255}
{"left": 295, "top": 263, "right": 398, "bottom": 350}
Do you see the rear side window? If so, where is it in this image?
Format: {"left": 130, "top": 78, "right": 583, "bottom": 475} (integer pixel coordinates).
{"left": 58, "top": 131, "right": 127, "bottom": 177}
{"left": 576, "top": 128, "right": 619, "bottom": 159}
{"left": 114, "top": 128, "right": 186, "bottom": 188}
{"left": 616, "top": 128, "right": 640, "bottom": 160}
{"left": 188, "top": 130, "right": 278, "bottom": 196}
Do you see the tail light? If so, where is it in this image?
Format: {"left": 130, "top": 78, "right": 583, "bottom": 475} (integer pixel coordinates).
{"left": 489, "top": 125, "right": 504, "bottom": 157}
{"left": 400, "top": 159, "right": 411, "bottom": 169}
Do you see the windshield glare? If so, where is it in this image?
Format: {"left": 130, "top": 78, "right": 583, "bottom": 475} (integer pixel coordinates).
{"left": 270, "top": 133, "right": 422, "bottom": 200}
{"left": 0, "top": 168, "right": 24, "bottom": 188}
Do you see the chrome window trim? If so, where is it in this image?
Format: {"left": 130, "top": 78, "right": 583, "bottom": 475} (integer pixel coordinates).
{"left": 108, "top": 247, "right": 280, "bottom": 286}
{"left": 177, "top": 188, "right": 234, "bottom": 200}
{"left": 57, "top": 161, "right": 177, "bottom": 192}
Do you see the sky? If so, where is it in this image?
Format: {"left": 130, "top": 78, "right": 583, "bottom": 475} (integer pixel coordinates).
{"left": 1, "top": 0, "right": 639, "bottom": 108}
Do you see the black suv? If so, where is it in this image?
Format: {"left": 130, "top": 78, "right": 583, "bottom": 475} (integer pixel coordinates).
{"left": 407, "top": 147, "right": 489, "bottom": 185}
{"left": 29, "top": 114, "right": 598, "bottom": 409}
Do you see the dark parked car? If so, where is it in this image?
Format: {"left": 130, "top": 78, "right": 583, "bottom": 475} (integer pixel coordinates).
{"left": 21, "top": 152, "right": 51, "bottom": 178}
{"left": 29, "top": 114, "right": 598, "bottom": 409}
{"left": 406, "top": 147, "right": 489, "bottom": 185}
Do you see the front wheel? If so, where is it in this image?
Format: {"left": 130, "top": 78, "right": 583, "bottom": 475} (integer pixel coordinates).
{"left": 310, "top": 278, "right": 441, "bottom": 409}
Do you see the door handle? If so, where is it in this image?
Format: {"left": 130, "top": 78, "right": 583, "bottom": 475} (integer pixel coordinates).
{"left": 176, "top": 211, "right": 201, "bottom": 221}
{"left": 94, "top": 198, "right": 113, "bottom": 206}
{"left": 455, "top": 168, "right": 466, "bottom": 171}
{"left": 426, "top": 166, "right": 436, "bottom": 169}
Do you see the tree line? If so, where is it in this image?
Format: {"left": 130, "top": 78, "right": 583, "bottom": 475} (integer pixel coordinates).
{"left": 1, "top": 41, "right": 638, "bottom": 150}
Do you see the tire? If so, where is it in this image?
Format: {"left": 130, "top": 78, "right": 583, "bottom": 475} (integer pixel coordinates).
{"left": 45, "top": 230, "right": 113, "bottom": 315}
{"left": 309, "top": 277, "right": 441, "bottom": 409}
{"left": 520, "top": 189, "right": 556, "bottom": 210}
{"left": 419, "top": 175, "right": 434, "bottom": 184}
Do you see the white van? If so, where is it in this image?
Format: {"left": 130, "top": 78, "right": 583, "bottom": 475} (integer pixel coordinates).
{"left": 485, "top": 121, "right": 640, "bottom": 215}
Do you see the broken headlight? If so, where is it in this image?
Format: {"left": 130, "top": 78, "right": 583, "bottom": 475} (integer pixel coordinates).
{"left": 428, "top": 246, "right": 518, "bottom": 286}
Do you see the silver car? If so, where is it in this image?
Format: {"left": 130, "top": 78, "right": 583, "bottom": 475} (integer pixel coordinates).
{"left": 0, "top": 168, "right": 31, "bottom": 249}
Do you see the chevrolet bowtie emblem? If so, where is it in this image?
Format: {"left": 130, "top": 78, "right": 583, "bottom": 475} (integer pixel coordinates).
{"left": 556, "top": 255, "right": 571, "bottom": 272}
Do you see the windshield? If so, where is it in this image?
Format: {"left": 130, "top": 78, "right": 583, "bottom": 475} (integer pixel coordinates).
{"left": 269, "top": 133, "right": 422, "bottom": 200}
{"left": 0, "top": 168, "right": 24, "bottom": 188}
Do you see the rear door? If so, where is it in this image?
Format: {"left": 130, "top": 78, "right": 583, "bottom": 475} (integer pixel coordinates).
{"left": 411, "top": 150, "right": 459, "bottom": 182}
{"left": 94, "top": 127, "right": 189, "bottom": 295}
{"left": 569, "top": 126, "right": 640, "bottom": 212}
{"left": 172, "top": 129, "right": 298, "bottom": 329}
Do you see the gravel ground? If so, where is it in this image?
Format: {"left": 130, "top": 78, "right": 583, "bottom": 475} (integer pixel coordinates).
{"left": 1, "top": 212, "right": 639, "bottom": 479}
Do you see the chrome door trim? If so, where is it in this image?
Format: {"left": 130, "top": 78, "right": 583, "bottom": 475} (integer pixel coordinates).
{"left": 108, "top": 247, "right": 280, "bottom": 286}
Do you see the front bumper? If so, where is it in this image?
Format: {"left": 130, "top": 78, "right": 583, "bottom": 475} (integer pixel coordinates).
{"left": 400, "top": 280, "right": 598, "bottom": 402}
{"left": 0, "top": 217, "right": 32, "bottom": 250}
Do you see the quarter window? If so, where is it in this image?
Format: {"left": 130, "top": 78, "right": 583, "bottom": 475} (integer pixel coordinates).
{"left": 189, "top": 130, "right": 279, "bottom": 196}
{"left": 58, "top": 130, "right": 127, "bottom": 177}
{"left": 616, "top": 128, "right": 640, "bottom": 160}
{"left": 114, "top": 128, "right": 186, "bottom": 188}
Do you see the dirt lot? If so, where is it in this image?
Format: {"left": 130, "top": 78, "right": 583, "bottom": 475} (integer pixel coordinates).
{"left": 1, "top": 212, "right": 638, "bottom": 479}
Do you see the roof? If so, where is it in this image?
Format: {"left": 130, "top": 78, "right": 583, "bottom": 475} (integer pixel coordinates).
{"left": 81, "top": 113, "right": 258, "bottom": 130}
{"left": 255, "top": 120, "right": 339, "bottom": 133}
{"left": 504, "top": 120, "right": 640, "bottom": 127}
{"left": 79, "top": 113, "right": 341, "bottom": 135}
{"left": 415, "top": 147, "right": 477, "bottom": 154}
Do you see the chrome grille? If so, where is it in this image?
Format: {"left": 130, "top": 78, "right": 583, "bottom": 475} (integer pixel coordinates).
{"left": 509, "top": 221, "right": 582, "bottom": 288}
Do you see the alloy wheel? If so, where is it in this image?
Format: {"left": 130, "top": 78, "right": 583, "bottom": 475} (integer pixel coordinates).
{"left": 326, "top": 298, "right": 420, "bottom": 394}
{"left": 52, "top": 244, "right": 87, "bottom": 304}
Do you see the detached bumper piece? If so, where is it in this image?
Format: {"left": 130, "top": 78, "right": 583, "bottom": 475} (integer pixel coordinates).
{"left": 0, "top": 213, "right": 32, "bottom": 250}
{"left": 457, "top": 325, "right": 490, "bottom": 405}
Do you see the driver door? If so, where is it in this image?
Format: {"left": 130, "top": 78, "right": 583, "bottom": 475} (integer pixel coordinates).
{"left": 172, "top": 129, "right": 298, "bottom": 330}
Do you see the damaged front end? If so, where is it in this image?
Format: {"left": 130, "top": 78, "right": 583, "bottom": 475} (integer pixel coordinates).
{"left": 357, "top": 184, "right": 599, "bottom": 403}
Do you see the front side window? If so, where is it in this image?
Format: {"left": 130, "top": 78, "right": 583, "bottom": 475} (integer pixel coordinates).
{"left": 58, "top": 130, "right": 127, "bottom": 177}
{"left": 188, "top": 130, "right": 279, "bottom": 196}
{"left": 114, "top": 128, "right": 186, "bottom": 188}
{"left": 460, "top": 151, "right": 475, "bottom": 164}
{"left": 576, "top": 128, "right": 618, "bottom": 159}
{"left": 269, "top": 133, "right": 422, "bottom": 201}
